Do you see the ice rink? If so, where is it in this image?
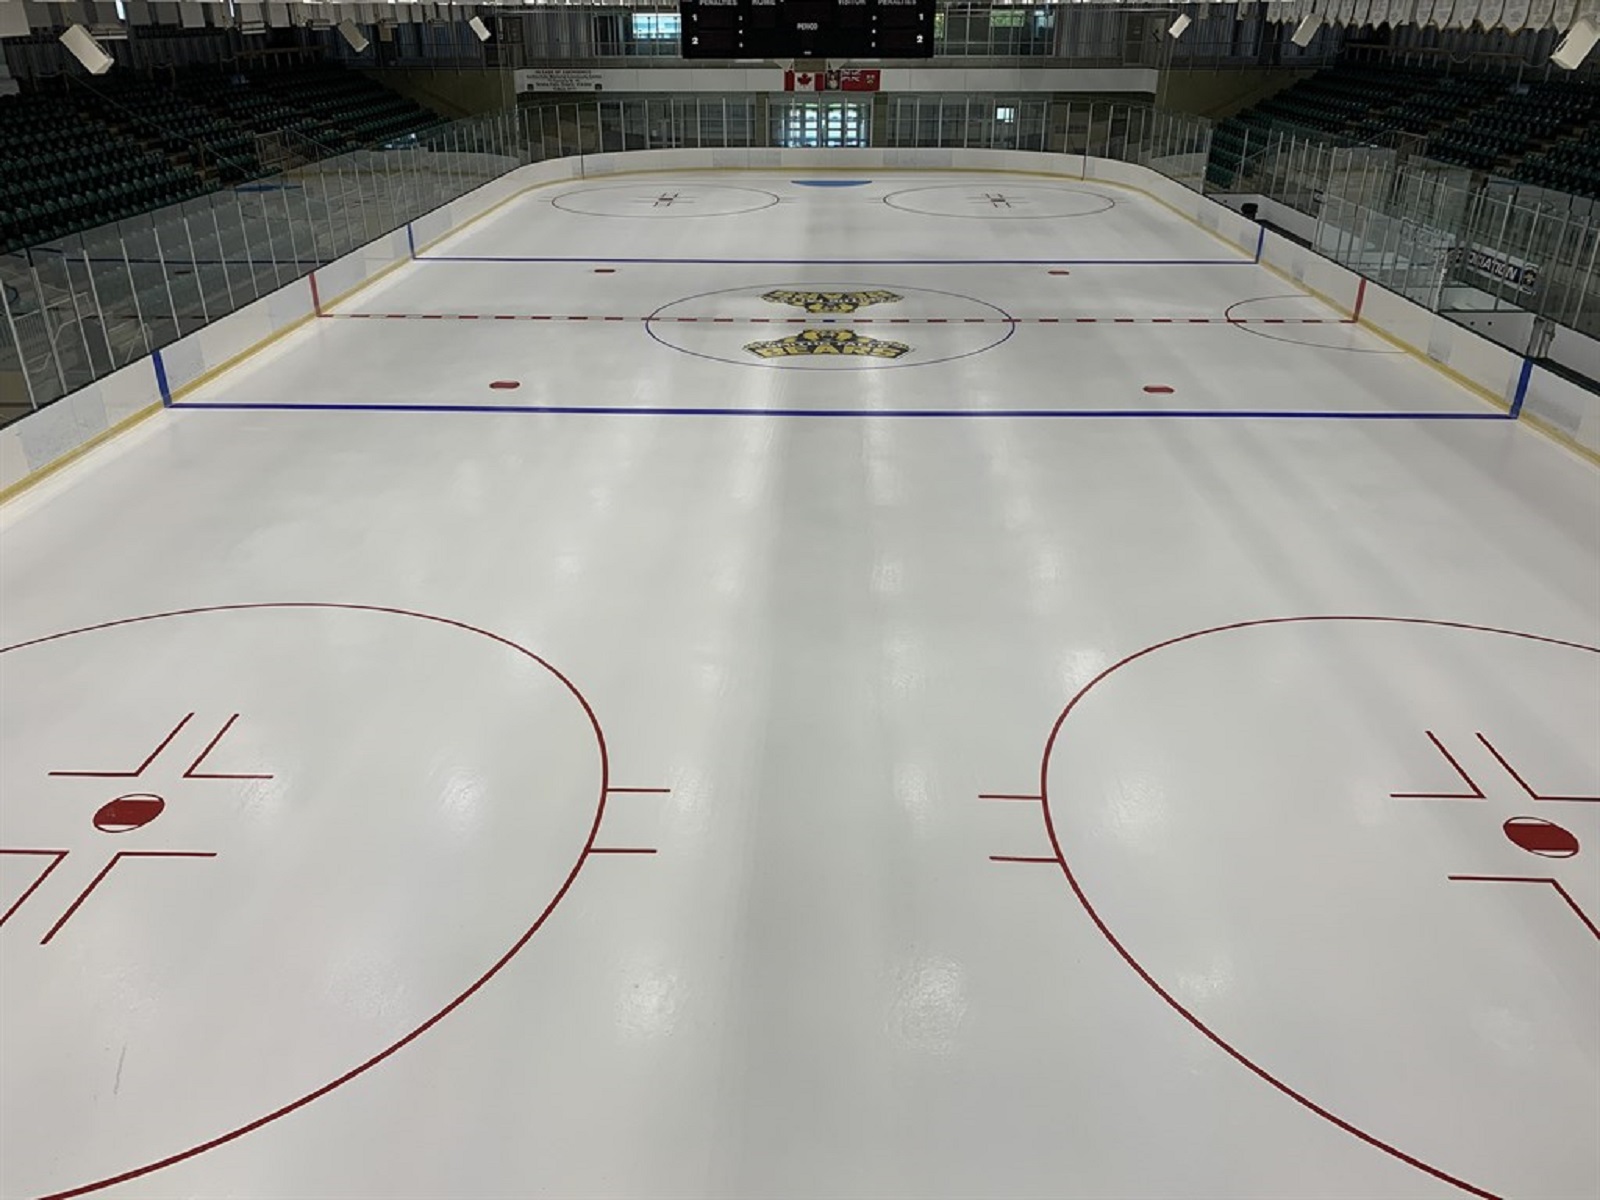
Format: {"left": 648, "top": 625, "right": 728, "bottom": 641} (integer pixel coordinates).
{"left": 2, "top": 172, "right": 1597, "bottom": 1200}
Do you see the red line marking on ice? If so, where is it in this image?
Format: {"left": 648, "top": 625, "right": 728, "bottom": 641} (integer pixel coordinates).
{"left": 489, "top": 380, "right": 521, "bottom": 390}
{"left": 51, "top": 713, "right": 195, "bottom": 778}
{"left": 1448, "top": 875, "right": 1600, "bottom": 941}
{"left": 979, "top": 793, "right": 1043, "bottom": 802}
{"left": 1391, "top": 731, "right": 1486, "bottom": 800}
{"left": 184, "top": 714, "right": 273, "bottom": 780}
{"left": 1475, "top": 734, "right": 1599, "bottom": 803}
{"left": 308, "top": 271, "right": 321, "bottom": 317}
{"left": 0, "top": 849, "right": 70, "bottom": 927}
{"left": 2, "top": 602, "right": 618, "bottom": 1199}
{"left": 607, "top": 786, "right": 672, "bottom": 795}
{"left": 1143, "top": 385, "right": 1175, "bottom": 395}
{"left": 41, "top": 851, "right": 217, "bottom": 945}
{"left": 591, "top": 847, "right": 659, "bottom": 855}
{"left": 1351, "top": 277, "right": 1368, "bottom": 322}
{"left": 990, "top": 854, "right": 1060, "bottom": 864}
{"left": 1037, "top": 616, "right": 1600, "bottom": 1200}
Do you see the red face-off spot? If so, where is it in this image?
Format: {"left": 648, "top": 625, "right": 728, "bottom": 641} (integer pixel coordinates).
{"left": 489, "top": 380, "right": 521, "bottom": 390}
{"left": 94, "top": 793, "right": 165, "bottom": 833}
{"left": 1143, "top": 385, "right": 1175, "bottom": 394}
{"left": 1503, "top": 816, "right": 1580, "bottom": 858}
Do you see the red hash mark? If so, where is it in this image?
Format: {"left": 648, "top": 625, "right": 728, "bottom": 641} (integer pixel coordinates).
{"left": 0, "top": 849, "right": 70, "bottom": 927}
{"left": 183, "top": 715, "right": 273, "bottom": 780}
{"left": 1448, "top": 875, "right": 1600, "bottom": 943}
{"left": 1390, "top": 731, "right": 1485, "bottom": 800}
{"left": 590, "top": 847, "right": 658, "bottom": 855}
{"left": 40, "top": 851, "right": 217, "bottom": 945}
{"left": 50, "top": 714, "right": 271, "bottom": 782}
{"left": 1475, "top": 733, "right": 1599, "bottom": 803}
{"left": 50, "top": 713, "right": 194, "bottom": 778}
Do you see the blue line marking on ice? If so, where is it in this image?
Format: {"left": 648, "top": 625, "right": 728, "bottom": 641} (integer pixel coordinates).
{"left": 173, "top": 400, "right": 1509, "bottom": 421}
{"left": 1509, "top": 357, "right": 1534, "bottom": 419}
{"left": 153, "top": 349, "right": 172, "bottom": 407}
{"left": 415, "top": 256, "right": 1257, "bottom": 266}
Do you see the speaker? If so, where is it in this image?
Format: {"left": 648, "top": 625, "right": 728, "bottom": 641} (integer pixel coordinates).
{"left": 467, "top": 14, "right": 491, "bottom": 40}
{"left": 1167, "top": 13, "right": 1192, "bottom": 37}
{"left": 1551, "top": 16, "right": 1598, "bottom": 70}
{"left": 337, "top": 16, "right": 369, "bottom": 51}
{"left": 59, "top": 23, "right": 114, "bottom": 75}
{"left": 1290, "top": 12, "right": 1323, "bottom": 45}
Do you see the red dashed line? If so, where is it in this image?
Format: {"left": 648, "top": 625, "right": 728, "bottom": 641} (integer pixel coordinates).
{"left": 324, "top": 314, "right": 1338, "bottom": 326}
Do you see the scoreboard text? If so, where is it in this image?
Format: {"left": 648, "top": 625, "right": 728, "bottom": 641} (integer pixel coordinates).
{"left": 679, "top": 0, "right": 935, "bottom": 60}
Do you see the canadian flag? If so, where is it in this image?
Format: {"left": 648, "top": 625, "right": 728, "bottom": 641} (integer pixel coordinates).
{"left": 783, "top": 70, "right": 822, "bottom": 91}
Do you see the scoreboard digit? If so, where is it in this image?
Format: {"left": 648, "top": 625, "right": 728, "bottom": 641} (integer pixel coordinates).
{"left": 680, "top": 0, "right": 935, "bottom": 59}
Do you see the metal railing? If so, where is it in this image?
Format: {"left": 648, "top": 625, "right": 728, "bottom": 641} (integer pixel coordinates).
{"left": 6, "top": 93, "right": 1596, "bottom": 430}
{"left": 1217, "top": 122, "right": 1600, "bottom": 353}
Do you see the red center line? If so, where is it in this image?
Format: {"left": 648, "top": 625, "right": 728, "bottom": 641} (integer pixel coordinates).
{"left": 324, "top": 313, "right": 1321, "bottom": 326}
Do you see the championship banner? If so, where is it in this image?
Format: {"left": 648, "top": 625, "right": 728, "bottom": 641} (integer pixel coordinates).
{"left": 783, "top": 68, "right": 882, "bottom": 91}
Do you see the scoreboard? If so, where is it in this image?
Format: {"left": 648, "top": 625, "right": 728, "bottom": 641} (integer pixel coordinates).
{"left": 679, "top": 0, "right": 935, "bottom": 60}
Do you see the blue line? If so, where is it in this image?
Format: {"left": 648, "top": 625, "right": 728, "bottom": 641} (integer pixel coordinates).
{"left": 171, "top": 400, "right": 1507, "bottom": 420}
{"left": 415, "top": 255, "right": 1258, "bottom": 267}
{"left": 406, "top": 223, "right": 416, "bottom": 259}
{"left": 152, "top": 349, "right": 172, "bottom": 407}
{"left": 1254, "top": 226, "right": 1266, "bottom": 263}
{"left": 1509, "top": 356, "right": 1534, "bottom": 419}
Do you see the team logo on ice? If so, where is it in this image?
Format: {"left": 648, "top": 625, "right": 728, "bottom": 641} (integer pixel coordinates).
{"left": 760, "top": 289, "right": 903, "bottom": 313}
{"left": 743, "top": 329, "right": 912, "bottom": 360}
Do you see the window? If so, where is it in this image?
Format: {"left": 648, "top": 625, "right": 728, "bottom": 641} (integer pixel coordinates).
{"left": 630, "top": 13, "right": 681, "bottom": 40}
{"left": 996, "top": 106, "right": 1017, "bottom": 123}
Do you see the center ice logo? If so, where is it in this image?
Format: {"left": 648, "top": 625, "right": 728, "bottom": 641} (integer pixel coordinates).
{"left": 760, "top": 288, "right": 902, "bottom": 313}
{"left": 743, "top": 328, "right": 912, "bottom": 360}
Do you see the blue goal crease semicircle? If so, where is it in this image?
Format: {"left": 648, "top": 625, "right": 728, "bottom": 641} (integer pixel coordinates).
{"left": 792, "top": 180, "right": 873, "bottom": 187}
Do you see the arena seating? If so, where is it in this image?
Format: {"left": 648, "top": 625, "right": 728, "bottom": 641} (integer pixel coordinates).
{"left": 1207, "top": 62, "right": 1599, "bottom": 200}
{"left": 0, "top": 91, "right": 206, "bottom": 253}
{"left": 0, "top": 65, "right": 442, "bottom": 254}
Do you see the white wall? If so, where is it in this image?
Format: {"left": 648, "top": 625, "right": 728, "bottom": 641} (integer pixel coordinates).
{"left": 6, "top": 145, "right": 1596, "bottom": 496}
